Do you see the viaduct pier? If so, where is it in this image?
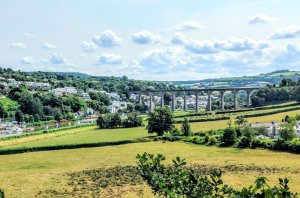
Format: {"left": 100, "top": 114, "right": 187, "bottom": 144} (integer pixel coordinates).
{"left": 129, "top": 87, "right": 259, "bottom": 112}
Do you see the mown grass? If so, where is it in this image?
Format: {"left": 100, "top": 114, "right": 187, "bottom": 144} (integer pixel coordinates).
{"left": 1, "top": 106, "right": 299, "bottom": 151}
{"left": 0, "top": 126, "right": 153, "bottom": 150}
{"left": 1, "top": 142, "right": 300, "bottom": 197}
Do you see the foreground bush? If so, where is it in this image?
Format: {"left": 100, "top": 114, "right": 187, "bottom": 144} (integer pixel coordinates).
{"left": 137, "top": 152, "right": 298, "bottom": 198}
{"left": 0, "top": 188, "right": 3, "bottom": 198}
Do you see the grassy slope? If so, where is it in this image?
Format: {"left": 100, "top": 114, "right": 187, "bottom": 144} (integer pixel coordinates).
{"left": 0, "top": 126, "right": 153, "bottom": 150}
{"left": 1, "top": 142, "right": 300, "bottom": 197}
{"left": 1, "top": 106, "right": 300, "bottom": 150}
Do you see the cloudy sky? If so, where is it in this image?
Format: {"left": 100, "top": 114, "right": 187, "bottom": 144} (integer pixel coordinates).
{"left": 1, "top": 0, "right": 300, "bottom": 80}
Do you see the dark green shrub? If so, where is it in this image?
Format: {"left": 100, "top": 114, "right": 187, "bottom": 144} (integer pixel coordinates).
{"left": 237, "top": 136, "right": 251, "bottom": 148}
{"left": 220, "top": 127, "right": 237, "bottom": 147}
{"left": 136, "top": 153, "right": 298, "bottom": 198}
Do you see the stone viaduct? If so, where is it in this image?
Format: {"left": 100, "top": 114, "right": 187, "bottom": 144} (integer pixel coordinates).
{"left": 129, "top": 87, "right": 259, "bottom": 112}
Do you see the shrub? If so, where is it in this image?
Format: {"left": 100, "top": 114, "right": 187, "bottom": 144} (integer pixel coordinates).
{"left": 237, "top": 136, "right": 251, "bottom": 148}
{"left": 0, "top": 188, "right": 3, "bottom": 198}
{"left": 279, "top": 123, "right": 296, "bottom": 141}
{"left": 136, "top": 153, "right": 298, "bottom": 198}
{"left": 122, "top": 113, "right": 143, "bottom": 128}
{"left": 220, "top": 127, "right": 237, "bottom": 147}
{"left": 181, "top": 117, "right": 192, "bottom": 136}
{"left": 207, "top": 136, "right": 217, "bottom": 145}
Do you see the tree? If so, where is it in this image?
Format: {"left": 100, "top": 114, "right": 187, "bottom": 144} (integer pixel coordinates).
{"left": 279, "top": 123, "right": 296, "bottom": 141}
{"left": 235, "top": 115, "right": 247, "bottom": 125}
{"left": 15, "top": 110, "right": 24, "bottom": 124}
{"left": 96, "top": 115, "right": 106, "bottom": 129}
{"left": 181, "top": 117, "right": 192, "bottom": 136}
{"left": 295, "top": 86, "right": 300, "bottom": 103}
{"left": 111, "top": 113, "right": 122, "bottom": 128}
{"left": 122, "top": 113, "right": 143, "bottom": 128}
{"left": 255, "top": 127, "right": 268, "bottom": 136}
{"left": 147, "top": 107, "right": 174, "bottom": 136}
{"left": 221, "top": 127, "right": 237, "bottom": 146}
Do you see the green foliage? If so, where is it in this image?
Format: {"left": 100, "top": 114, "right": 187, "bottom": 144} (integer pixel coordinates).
{"left": 220, "top": 127, "right": 237, "bottom": 147}
{"left": 97, "top": 113, "right": 142, "bottom": 129}
{"left": 279, "top": 123, "right": 296, "bottom": 141}
{"left": 255, "top": 126, "right": 269, "bottom": 136}
{"left": 0, "top": 188, "right": 3, "bottom": 198}
{"left": 136, "top": 152, "right": 298, "bottom": 198}
{"left": 147, "top": 107, "right": 174, "bottom": 136}
{"left": 0, "top": 97, "right": 19, "bottom": 118}
{"left": 181, "top": 117, "right": 192, "bottom": 136}
{"left": 241, "top": 126, "right": 256, "bottom": 142}
{"left": 122, "top": 113, "right": 143, "bottom": 128}
{"left": 235, "top": 115, "right": 247, "bottom": 125}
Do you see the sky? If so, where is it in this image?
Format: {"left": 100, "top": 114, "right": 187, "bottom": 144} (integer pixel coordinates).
{"left": 1, "top": 0, "right": 300, "bottom": 80}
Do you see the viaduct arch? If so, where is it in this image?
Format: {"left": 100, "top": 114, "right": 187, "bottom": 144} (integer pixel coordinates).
{"left": 129, "top": 87, "right": 259, "bottom": 112}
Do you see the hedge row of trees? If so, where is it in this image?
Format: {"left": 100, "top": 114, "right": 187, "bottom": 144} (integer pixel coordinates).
{"left": 96, "top": 113, "right": 143, "bottom": 129}
{"left": 252, "top": 78, "right": 300, "bottom": 107}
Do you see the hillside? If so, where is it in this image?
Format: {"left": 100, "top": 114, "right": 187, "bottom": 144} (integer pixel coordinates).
{"left": 170, "top": 69, "right": 300, "bottom": 88}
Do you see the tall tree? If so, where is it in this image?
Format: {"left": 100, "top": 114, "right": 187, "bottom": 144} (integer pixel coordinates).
{"left": 147, "top": 107, "right": 174, "bottom": 136}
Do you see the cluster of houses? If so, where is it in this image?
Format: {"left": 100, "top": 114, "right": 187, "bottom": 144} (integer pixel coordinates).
{"left": 0, "top": 77, "right": 51, "bottom": 89}
{"left": 250, "top": 121, "right": 300, "bottom": 139}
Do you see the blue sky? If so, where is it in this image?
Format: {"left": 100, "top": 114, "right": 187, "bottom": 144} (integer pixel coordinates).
{"left": 1, "top": 0, "right": 300, "bottom": 80}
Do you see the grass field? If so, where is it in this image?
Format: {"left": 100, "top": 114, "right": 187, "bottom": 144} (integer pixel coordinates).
{"left": 1, "top": 107, "right": 299, "bottom": 150}
{"left": 1, "top": 142, "right": 300, "bottom": 197}
{"left": 1, "top": 103, "right": 300, "bottom": 197}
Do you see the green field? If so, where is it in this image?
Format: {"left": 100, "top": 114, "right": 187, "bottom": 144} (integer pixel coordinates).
{"left": 1, "top": 104, "right": 300, "bottom": 197}
{"left": 1, "top": 142, "right": 300, "bottom": 197}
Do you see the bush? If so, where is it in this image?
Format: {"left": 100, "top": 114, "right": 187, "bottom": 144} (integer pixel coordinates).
{"left": 237, "top": 136, "right": 251, "bottom": 148}
{"left": 0, "top": 188, "right": 3, "bottom": 198}
{"left": 220, "top": 127, "right": 237, "bottom": 147}
{"left": 181, "top": 117, "right": 192, "bottom": 136}
{"left": 207, "top": 136, "right": 217, "bottom": 145}
{"left": 122, "top": 113, "right": 143, "bottom": 128}
{"left": 136, "top": 153, "right": 298, "bottom": 198}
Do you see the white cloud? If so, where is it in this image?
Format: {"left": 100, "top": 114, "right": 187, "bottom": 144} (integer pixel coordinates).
{"left": 271, "top": 25, "right": 300, "bottom": 39}
{"left": 216, "top": 38, "right": 269, "bottom": 51}
{"left": 21, "top": 56, "right": 34, "bottom": 64}
{"left": 10, "top": 42, "right": 26, "bottom": 49}
{"left": 23, "top": 33, "right": 35, "bottom": 38}
{"left": 49, "top": 53, "right": 65, "bottom": 64}
{"left": 98, "top": 53, "right": 123, "bottom": 65}
{"left": 132, "top": 31, "right": 160, "bottom": 44}
{"left": 175, "top": 20, "right": 202, "bottom": 31}
{"left": 272, "top": 44, "right": 300, "bottom": 65}
{"left": 185, "top": 38, "right": 269, "bottom": 54}
{"left": 80, "top": 41, "right": 97, "bottom": 52}
{"left": 140, "top": 48, "right": 188, "bottom": 67}
{"left": 92, "top": 30, "right": 122, "bottom": 47}
{"left": 185, "top": 40, "right": 219, "bottom": 54}
{"left": 249, "top": 13, "right": 272, "bottom": 24}
{"left": 171, "top": 32, "right": 187, "bottom": 45}
{"left": 42, "top": 41, "right": 57, "bottom": 49}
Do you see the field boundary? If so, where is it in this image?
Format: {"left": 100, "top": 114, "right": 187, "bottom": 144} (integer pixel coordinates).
{"left": 0, "top": 138, "right": 152, "bottom": 155}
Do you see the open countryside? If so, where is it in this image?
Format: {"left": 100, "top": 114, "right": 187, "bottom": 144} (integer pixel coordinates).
{"left": 3, "top": 1, "right": 300, "bottom": 197}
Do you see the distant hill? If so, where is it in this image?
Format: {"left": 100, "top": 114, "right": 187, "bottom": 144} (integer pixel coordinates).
{"left": 54, "top": 72, "right": 91, "bottom": 78}
{"left": 170, "top": 70, "right": 300, "bottom": 88}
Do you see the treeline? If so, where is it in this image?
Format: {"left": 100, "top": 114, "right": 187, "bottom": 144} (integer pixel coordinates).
{"left": 96, "top": 113, "right": 143, "bottom": 129}
{"left": 252, "top": 78, "right": 300, "bottom": 106}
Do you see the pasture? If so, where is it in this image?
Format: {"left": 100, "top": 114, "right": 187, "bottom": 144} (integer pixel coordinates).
{"left": 1, "top": 105, "right": 300, "bottom": 197}
{"left": 0, "top": 142, "right": 300, "bottom": 197}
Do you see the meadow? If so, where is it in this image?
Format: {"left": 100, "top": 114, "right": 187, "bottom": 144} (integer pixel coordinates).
{"left": 1, "top": 142, "right": 300, "bottom": 197}
{"left": 1, "top": 104, "right": 300, "bottom": 197}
